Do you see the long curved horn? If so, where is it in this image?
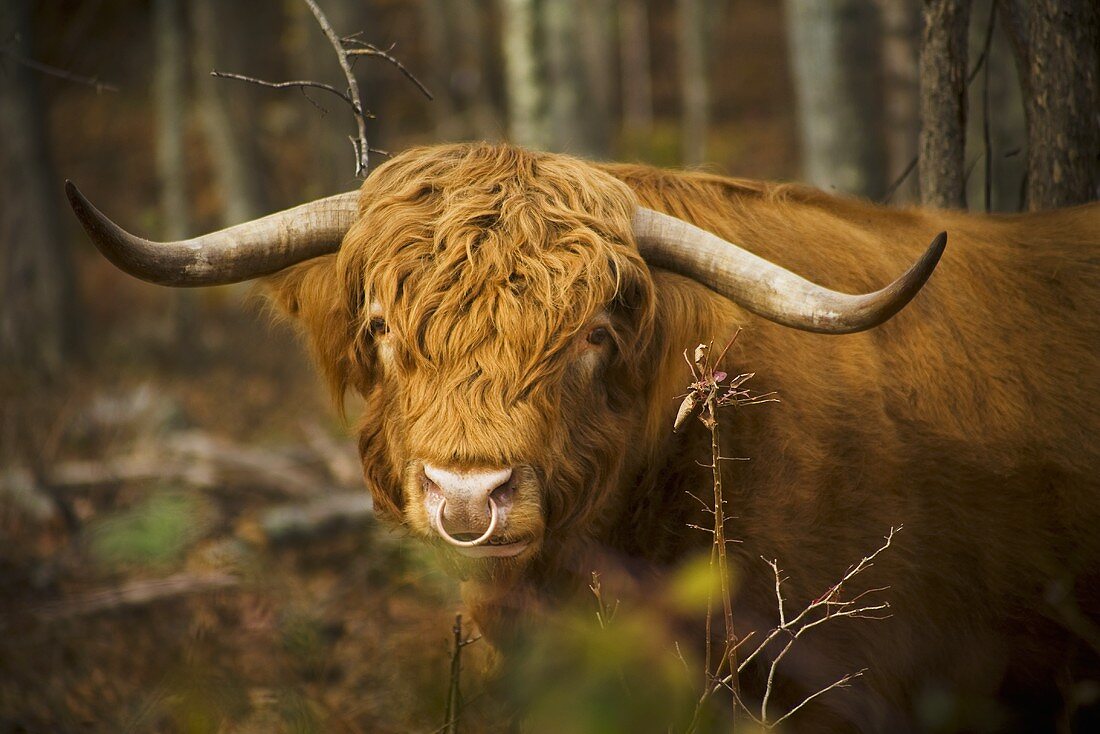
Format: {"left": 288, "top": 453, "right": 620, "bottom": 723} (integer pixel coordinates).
{"left": 632, "top": 207, "right": 946, "bottom": 334}
{"left": 65, "top": 181, "right": 361, "bottom": 287}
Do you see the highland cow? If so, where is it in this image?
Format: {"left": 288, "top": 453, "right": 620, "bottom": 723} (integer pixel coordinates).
{"left": 68, "top": 143, "right": 1100, "bottom": 730}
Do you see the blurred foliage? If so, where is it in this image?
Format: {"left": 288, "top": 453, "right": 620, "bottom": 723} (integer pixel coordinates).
{"left": 89, "top": 489, "right": 215, "bottom": 570}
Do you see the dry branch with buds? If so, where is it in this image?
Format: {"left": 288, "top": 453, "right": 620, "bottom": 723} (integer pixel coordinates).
{"left": 677, "top": 332, "right": 896, "bottom": 731}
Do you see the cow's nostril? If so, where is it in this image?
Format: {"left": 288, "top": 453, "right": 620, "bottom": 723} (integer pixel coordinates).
{"left": 489, "top": 477, "right": 516, "bottom": 508}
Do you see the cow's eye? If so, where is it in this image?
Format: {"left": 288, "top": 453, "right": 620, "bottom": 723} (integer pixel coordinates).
{"left": 586, "top": 326, "right": 611, "bottom": 346}
{"left": 368, "top": 316, "right": 388, "bottom": 336}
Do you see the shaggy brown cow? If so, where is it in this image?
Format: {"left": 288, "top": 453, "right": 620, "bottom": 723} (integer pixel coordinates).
{"left": 68, "top": 143, "right": 1099, "bottom": 731}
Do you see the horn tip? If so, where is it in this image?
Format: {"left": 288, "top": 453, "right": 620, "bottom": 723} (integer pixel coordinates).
{"left": 925, "top": 231, "right": 948, "bottom": 269}
{"left": 64, "top": 180, "right": 93, "bottom": 221}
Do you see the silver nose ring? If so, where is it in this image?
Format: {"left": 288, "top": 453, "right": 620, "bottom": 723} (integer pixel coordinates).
{"left": 432, "top": 497, "right": 499, "bottom": 547}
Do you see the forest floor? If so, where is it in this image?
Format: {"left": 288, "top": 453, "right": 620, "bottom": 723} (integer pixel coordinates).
{"left": 0, "top": 304, "right": 498, "bottom": 733}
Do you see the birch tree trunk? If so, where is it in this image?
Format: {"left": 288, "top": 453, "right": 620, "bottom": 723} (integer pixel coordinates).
{"left": 678, "top": 0, "right": 710, "bottom": 166}
{"left": 155, "top": 0, "right": 190, "bottom": 240}
{"left": 620, "top": 0, "right": 654, "bottom": 136}
{"left": 154, "top": 0, "right": 197, "bottom": 344}
{"left": 918, "top": 0, "right": 972, "bottom": 209}
{"left": 0, "top": 0, "right": 78, "bottom": 376}
{"left": 786, "top": 0, "right": 887, "bottom": 198}
{"left": 500, "top": 0, "right": 550, "bottom": 150}
{"left": 541, "top": 0, "right": 594, "bottom": 156}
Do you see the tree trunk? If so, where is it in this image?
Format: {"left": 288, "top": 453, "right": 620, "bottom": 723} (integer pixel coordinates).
{"left": 421, "top": 0, "right": 461, "bottom": 140}
{"left": 918, "top": 0, "right": 972, "bottom": 209}
{"left": 0, "top": 0, "right": 78, "bottom": 377}
{"left": 619, "top": 0, "right": 654, "bottom": 136}
{"left": 786, "top": 0, "right": 887, "bottom": 198}
{"left": 154, "top": 0, "right": 190, "bottom": 240}
{"left": 1005, "top": 0, "right": 1099, "bottom": 210}
{"left": 878, "top": 0, "right": 921, "bottom": 202}
{"left": 154, "top": 0, "right": 197, "bottom": 346}
{"left": 963, "top": 0, "right": 1027, "bottom": 212}
{"left": 423, "top": 0, "right": 501, "bottom": 141}
{"left": 576, "top": 0, "right": 614, "bottom": 158}
{"left": 500, "top": 0, "right": 550, "bottom": 150}
{"left": 191, "top": 0, "right": 266, "bottom": 225}
{"left": 452, "top": 0, "right": 501, "bottom": 140}
{"left": 678, "top": 0, "right": 710, "bottom": 166}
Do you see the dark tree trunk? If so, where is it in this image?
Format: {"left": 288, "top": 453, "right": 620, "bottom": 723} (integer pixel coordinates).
{"left": 428, "top": 0, "right": 500, "bottom": 141}
{"left": 0, "top": 0, "right": 79, "bottom": 377}
{"left": 1004, "top": 0, "right": 1099, "bottom": 210}
{"left": 421, "top": 0, "right": 462, "bottom": 140}
{"left": 919, "top": 0, "right": 972, "bottom": 209}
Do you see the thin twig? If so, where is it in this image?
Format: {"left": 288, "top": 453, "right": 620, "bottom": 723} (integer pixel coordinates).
{"left": 443, "top": 613, "right": 477, "bottom": 734}
{"left": 210, "top": 71, "right": 362, "bottom": 116}
{"left": 771, "top": 670, "right": 866, "bottom": 728}
{"left": 881, "top": 156, "right": 919, "bottom": 205}
{"left": 1, "top": 46, "right": 118, "bottom": 92}
{"left": 343, "top": 39, "right": 433, "bottom": 100}
{"left": 980, "top": 1, "right": 998, "bottom": 212}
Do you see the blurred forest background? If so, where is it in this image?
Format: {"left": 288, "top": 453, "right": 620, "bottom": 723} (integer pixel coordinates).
{"left": 1, "top": 1, "right": 1097, "bottom": 732}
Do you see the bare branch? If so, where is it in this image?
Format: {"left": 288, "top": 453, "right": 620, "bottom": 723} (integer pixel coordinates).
{"left": 210, "top": 70, "right": 363, "bottom": 116}
{"left": 772, "top": 669, "right": 866, "bottom": 728}
{"left": 0, "top": 45, "right": 118, "bottom": 92}
{"left": 344, "top": 39, "right": 433, "bottom": 100}
{"left": 301, "top": 0, "right": 370, "bottom": 176}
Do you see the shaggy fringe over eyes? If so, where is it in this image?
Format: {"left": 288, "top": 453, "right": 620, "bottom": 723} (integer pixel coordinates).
{"left": 335, "top": 143, "right": 656, "bottom": 395}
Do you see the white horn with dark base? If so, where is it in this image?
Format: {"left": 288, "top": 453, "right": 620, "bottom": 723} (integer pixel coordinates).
{"left": 632, "top": 207, "right": 946, "bottom": 334}
{"left": 65, "top": 181, "right": 361, "bottom": 287}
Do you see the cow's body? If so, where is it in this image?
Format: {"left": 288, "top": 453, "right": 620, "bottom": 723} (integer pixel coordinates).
{"left": 594, "top": 164, "right": 1100, "bottom": 729}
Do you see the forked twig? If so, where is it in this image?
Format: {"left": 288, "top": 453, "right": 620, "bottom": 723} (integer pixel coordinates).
{"left": 211, "top": 0, "right": 429, "bottom": 177}
{"left": 342, "top": 37, "right": 433, "bottom": 101}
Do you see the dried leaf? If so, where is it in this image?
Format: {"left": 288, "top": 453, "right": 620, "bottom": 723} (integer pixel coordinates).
{"left": 673, "top": 394, "right": 698, "bottom": 432}
{"left": 693, "top": 344, "right": 708, "bottom": 371}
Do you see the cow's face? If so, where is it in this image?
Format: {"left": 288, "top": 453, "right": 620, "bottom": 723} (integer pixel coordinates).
{"left": 283, "top": 146, "right": 657, "bottom": 575}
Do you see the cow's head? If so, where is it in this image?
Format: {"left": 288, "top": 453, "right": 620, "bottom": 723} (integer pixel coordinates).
{"left": 67, "top": 143, "right": 945, "bottom": 576}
